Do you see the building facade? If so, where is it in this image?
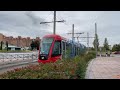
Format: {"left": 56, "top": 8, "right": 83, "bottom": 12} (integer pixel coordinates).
{"left": 0, "top": 33, "right": 41, "bottom": 48}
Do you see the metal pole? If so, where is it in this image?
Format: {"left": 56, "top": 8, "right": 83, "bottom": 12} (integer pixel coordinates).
{"left": 23, "top": 54, "right": 24, "bottom": 60}
{"left": 72, "top": 24, "right": 74, "bottom": 57}
{"left": 95, "top": 23, "right": 98, "bottom": 57}
{"left": 87, "top": 32, "right": 89, "bottom": 51}
{"left": 53, "top": 11, "right": 56, "bottom": 34}
{"left": 65, "top": 42, "right": 66, "bottom": 59}
{"left": 72, "top": 24, "right": 74, "bottom": 42}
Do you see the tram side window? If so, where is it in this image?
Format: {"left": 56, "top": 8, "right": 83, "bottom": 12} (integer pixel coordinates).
{"left": 52, "top": 41, "right": 61, "bottom": 57}
{"left": 63, "top": 42, "right": 65, "bottom": 51}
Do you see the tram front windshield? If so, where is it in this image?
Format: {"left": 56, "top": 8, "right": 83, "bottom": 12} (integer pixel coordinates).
{"left": 40, "top": 38, "right": 54, "bottom": 55}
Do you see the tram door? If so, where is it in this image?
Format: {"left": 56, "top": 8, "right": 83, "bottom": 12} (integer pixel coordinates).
{"left": 52, "top": 40, "right": 61, "bottom": 57}
{"left": 62, "top": 41, "right": 66, "bottom": 59}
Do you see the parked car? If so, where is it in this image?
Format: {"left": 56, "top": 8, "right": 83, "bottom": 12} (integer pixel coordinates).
{"left": 113, "top": 51, "right": 120, "bottom": 54}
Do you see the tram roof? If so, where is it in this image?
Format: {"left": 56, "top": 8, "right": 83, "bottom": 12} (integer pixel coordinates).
{"left": 43, "top": 34, "right": 67, "bottom": 41}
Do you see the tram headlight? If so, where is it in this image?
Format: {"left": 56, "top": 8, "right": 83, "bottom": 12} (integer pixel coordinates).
{"left": 41, "top": 57, "right": 44, "bottom": 59}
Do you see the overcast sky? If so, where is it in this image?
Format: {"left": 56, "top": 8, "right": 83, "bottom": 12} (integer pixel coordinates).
{"left": 0, "top": 11, "right": 120, "bottom": 47}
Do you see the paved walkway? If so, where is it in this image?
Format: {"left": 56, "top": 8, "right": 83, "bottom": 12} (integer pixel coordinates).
{"left": 85, "top": 56, "right": 120, "bottom": 79}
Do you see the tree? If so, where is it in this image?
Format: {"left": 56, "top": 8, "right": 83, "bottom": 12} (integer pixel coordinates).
{"left": 0, "top": 41, "right": 3, "bottom": 50}
{"left": 30, "top": 40, "right": 35, "bottom": 50}
{"left": 6, "top": 41, "right": 8, "bottom": 51}
{"left": 112, "top": 44, "right": 120, "bottom": 52}
{"left": 30, "top": 40, "right": 40, "bottom": 50}
{"left": 103, "top": 38, "right": 109, "bottom": 51}
{"left": 34, "top": 40, "right": 40, "bottom": 50}
{"left": 93, "top": 34, "right": 99, "bottom": 50}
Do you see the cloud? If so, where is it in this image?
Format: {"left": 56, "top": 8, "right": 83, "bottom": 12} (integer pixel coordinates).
{"left": 0, "top": 11, "right": 120, "bottom": 47}
{"left": 0, "top": 11, "right": 51, "bottom": 38}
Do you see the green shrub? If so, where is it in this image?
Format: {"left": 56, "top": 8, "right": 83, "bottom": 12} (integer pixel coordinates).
{"left": 75, "top": 51, "right": 96, "bottom": 79}
{"left": 0, "top": 51, "right": 96, "bottom": 79}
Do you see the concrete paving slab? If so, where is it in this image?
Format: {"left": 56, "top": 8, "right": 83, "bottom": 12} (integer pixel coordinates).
{"left": 85, "top": 55, "right": 120, "bottom": 79}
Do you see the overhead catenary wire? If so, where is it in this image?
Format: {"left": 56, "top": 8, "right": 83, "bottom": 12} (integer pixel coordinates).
{"left": 40, "top": 11, "right": 106, "bottom": 46}
{"left": 39, "top": 11, "right": 53, "bottom": 27}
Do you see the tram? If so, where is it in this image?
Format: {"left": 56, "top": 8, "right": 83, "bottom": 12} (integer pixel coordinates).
{"left": 38, "top": 34, "right": 86, "bottom": 63}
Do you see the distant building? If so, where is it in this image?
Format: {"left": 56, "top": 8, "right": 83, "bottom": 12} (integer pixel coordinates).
{"left": 7, "top": 44, "right": 21, "bottom": 51}
{"left": 0, "top": 33, "right": 41, "bottom": 48}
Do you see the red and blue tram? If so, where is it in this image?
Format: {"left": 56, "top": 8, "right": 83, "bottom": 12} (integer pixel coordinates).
{"left": 38, "top": 34, "right": 86, "bottom": 63}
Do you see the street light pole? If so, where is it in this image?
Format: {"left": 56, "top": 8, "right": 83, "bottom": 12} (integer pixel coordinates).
{"left": 53, "top": 11, "right": 56, "bottom": 34}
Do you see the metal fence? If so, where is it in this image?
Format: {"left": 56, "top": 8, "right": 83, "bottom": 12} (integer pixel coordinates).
{"left": 0, "top": 53, "right": 38, "bottom": 68}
